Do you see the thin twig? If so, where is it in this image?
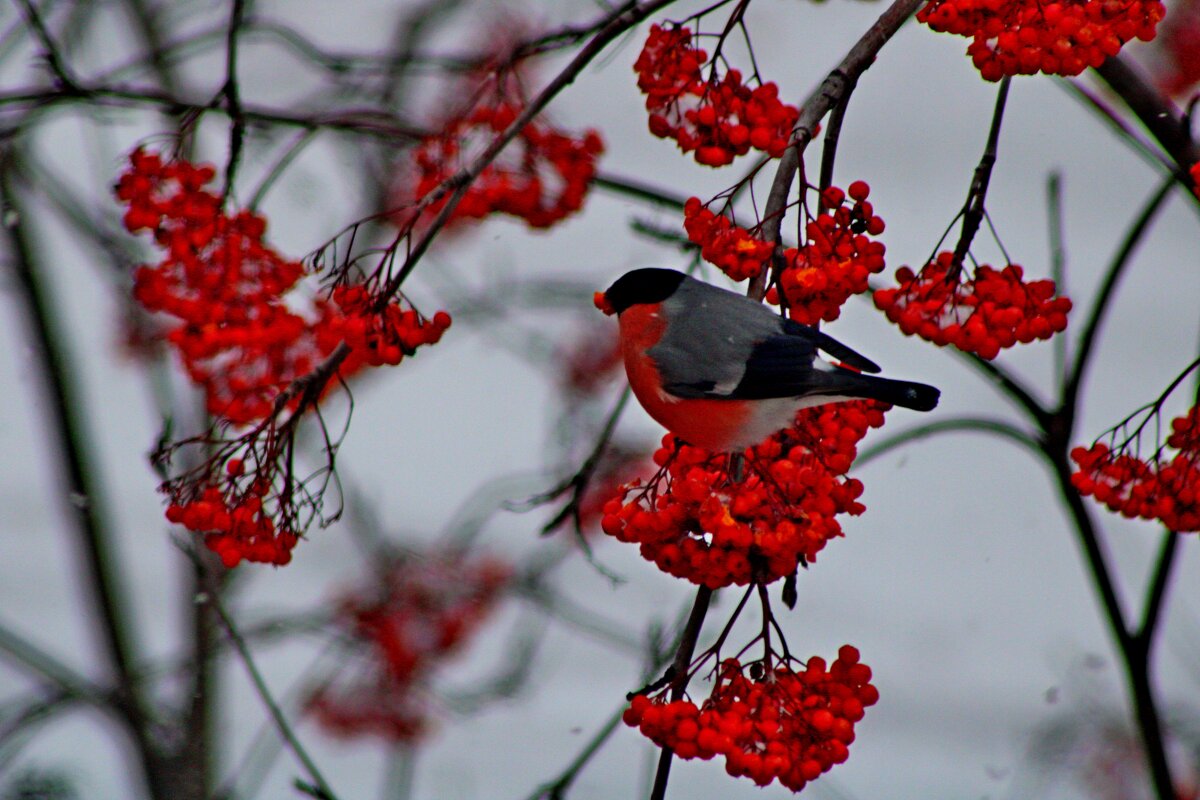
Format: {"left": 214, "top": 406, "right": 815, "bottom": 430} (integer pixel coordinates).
{"left": 856, "top": 416, "right": 1039, "bottom": 467}
{"left": 950, "top": 75, "right": 1011, "bottom": 273}
{"left": 648, "top": 586, "right": 713, "bottom": 800}
{"left": 220, "top": 0, "right": 247, "bottom": 200}
{"left": 1062, "top": 175, "right": 1176, "bottom": 415}
{"left": 208, "top": 590, "right": 339, "bottom": 799}
{"left": 752, "top": 0, "right": 923, "bottom": 299}
{"left": 379, "top": 0, "right": 685, "bottom": 300}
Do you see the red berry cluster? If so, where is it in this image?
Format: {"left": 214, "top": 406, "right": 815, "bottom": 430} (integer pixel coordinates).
{"left": 762, "top": 182, "right": 887, "bottom": 325}
{"left": 307, "top": 552, "right": 511, "bottom": 742}
{"left": 634, "top": 24, "right": 799, "bottom": 167}
{"left": 600, "top": 402, "right": 886, "bottom": 588}
{"left": 1071, "top": 406, "right": 1200, "bottom": 533}
{"left": 1191, "top": 163, "right": 1200, "bottom": 200}
{"left": 165, "top": 465, "right": 298, "bottom": 568}
{"left": 873, "top": 252, "right": 1071, "bottom": 360}
{"left": 118, "top": 149, "right": 451, "bottom": 424}
{"left": 683, "top": 197, "right": 774, "bottom": 282}
{"left": 325, "top": 284, "right": 451, "bottom": 370}
{"left": 917, "top": 0, "right": 1166, "bottom": 81}
{"left": 624, "top": 647, "right": 878, "bottom": 792}
{"left": 393, "top": 102, "right": 604, "bottom": 232}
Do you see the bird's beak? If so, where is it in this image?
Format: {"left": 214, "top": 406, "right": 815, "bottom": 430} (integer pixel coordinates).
{"left": 593, "top": 291, "right": 615, "bottom": 315}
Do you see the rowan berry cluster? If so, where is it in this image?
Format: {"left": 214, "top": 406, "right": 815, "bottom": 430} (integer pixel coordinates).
{"left": 118, "top": 149, "right": 451, "bottom": 424}
{"left": 393, "top": 102, "right": 604, "bottom": 232}
{"left": 683, "top": 197, "right": 774, "bottom": 282}
{"left": 118, "top": 149, "right": 452, "bottom": 564}
{"left": 873, "top": 252, "right": 1071, "bottom": 360}
{"left": 624, "top": 647, "right": 878, "bottom": 792}
{"left": 324, "top": 284, "right": 451, "bottom": 370}
{"left": 635, "top": 24, "right": 799, "bottom": 167}
{"left": 1071, "top": 405, "right": 1200, "bottom": 533}
{"left": 308, "top": 552, "right": 511, "bottom": 742}
{"left": 165, "top": 475, "right": 298, "bottom": 568}
{"left": 763, "top": 182, "right": 887, "bottom": 325}
{"left": 917, "top": 0, "right": 1166, "bottom": 81}
{"left": 599, "top": 402, "right": 886, "bottom": 588}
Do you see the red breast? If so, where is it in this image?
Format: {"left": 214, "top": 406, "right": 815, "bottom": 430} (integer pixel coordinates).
{"left": 618, "top": 302, "right": 755, "bottom": 452}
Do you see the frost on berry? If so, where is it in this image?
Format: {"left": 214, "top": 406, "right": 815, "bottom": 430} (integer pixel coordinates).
{"left": 118, "top": 149, "right": 452, "bottom": 564}
{"left": 917, "top": 0, "right": 1166, "bottom": 81}
{"left": 873, "top": 252, "right": 1071, "bottom": 360}
{"left": 634, "top": 24, "right": 799, "bottom": 166}
{"left": 623, "top": 649, "right": 878, "bottom": 792}
{"left": 306, "top": 551, "right": 510, "bottom": 742}
{"left": 1071, "top": 394, "right": 1200, "bottom": 533}
{"left": 600, "top": 402, "right": 886, "bottom": 588}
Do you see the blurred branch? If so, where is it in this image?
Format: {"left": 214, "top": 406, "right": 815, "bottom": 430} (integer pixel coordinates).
{"left": 856, "top": 416, "right": 1038, "bottom": 467}
{"left": 0, "top": 82, "right": 431, "bottom": 141}
{"left": 1136, "top": 531, "right": 1179, "bottom": 648}
{"left": 220, "top": 0, "right": 247, "bottom": 198}
{"left": 523, "top": 703, "right": 628, "bottom": 800}
{"left": 0, "top": 150, "right": 146, "bottom": 732}
{"left": 1093, "top": 55, "right": 1199, "bottom": 178}
{"left": 13, "top": 0, "right": 80, "bottom": 90}
{"left": 595, "top": 172, "right": 691, "bottom": 210}
{"left": 0, "top": 622, "right": 107, "bottom": 704}
{"left": 208, "top": 586, "right": 339, "bottom": 800}
{"left": 524, "top": 599, "right": 693, "bottom": 800}
{"left": 1062, "top": 175, "right": 1176, "bottom": 417}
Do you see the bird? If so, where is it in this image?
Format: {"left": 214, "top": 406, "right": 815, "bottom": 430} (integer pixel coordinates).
{"left": 594, "top": 267, "right": 940, "bottom": 452}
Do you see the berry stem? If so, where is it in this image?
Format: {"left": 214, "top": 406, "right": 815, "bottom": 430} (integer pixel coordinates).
{"left": 753, "top": 0, "right": 924, "bottom": 300}
{"left": 1094, "top": 55, "right": 1200, "bottom": 179}
{"left": 949, "top": 75, "right": 1011, "bottom": 276}
{"left": 649, "top": 585, "right": 713, "bottom": 800}
{"left": 379, "top": 0, "right": 683, "bottom": 301}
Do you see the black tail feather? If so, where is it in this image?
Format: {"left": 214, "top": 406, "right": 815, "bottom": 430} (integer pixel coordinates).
{"left": 845, "top": 373, "right": 940, "bottom": 411}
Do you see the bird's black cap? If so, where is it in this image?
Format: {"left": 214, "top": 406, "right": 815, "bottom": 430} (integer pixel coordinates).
{"left": 602, "top": 268, "right": 687, "bottom": 315}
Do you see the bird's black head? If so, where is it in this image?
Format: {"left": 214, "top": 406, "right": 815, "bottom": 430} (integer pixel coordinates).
{"left": 597, "top": 268, "right": 687, "bottom": 315}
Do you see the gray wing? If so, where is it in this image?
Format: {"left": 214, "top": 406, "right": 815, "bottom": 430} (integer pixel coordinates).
{"left": 650, "top": 277, "right": 880, "bottom": 400}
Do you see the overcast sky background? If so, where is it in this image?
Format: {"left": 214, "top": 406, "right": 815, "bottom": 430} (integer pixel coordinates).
{"left": 1, "top": 1, "right": 1199, "bottom": 798}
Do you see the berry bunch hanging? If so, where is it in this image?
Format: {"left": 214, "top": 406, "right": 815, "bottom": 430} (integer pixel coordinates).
{"left": 624, "top": 647, "right": 878, "bottom": 792}
{"left": 873, "top": 252, "right": 1071, "bottom": 360}
{"left": 600, "top": 402, "right": 886, "bottom": 588}
{"left": 763, "top": 182, "right": 888, "bottom": 325}
{"left": 118, "top": 149, "right": 451, "bottom": 424}
{"left": 917, "top": 0, "right": 1166, "bottom": 81}
{"left": 634, "top": 24, "right": 799, "bottom": 167}
{"left": 118, "top": 149, "right": 451, "bottom": 565}
{"left": 1071, "top": 404, "right": 1200, "bottom": 533}
{"left": 683, "top": 197, "right": 774, "bottom": 282}
{"left": 307, "top": 552, "right": 511, "bottom": 742}
{"left": 392, "top": 101, "right": 604, "bottom": 232}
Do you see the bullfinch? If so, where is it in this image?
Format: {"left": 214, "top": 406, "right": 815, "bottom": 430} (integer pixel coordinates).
{"left": 595, "top": 268, "right": 940, "bottom": 452}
